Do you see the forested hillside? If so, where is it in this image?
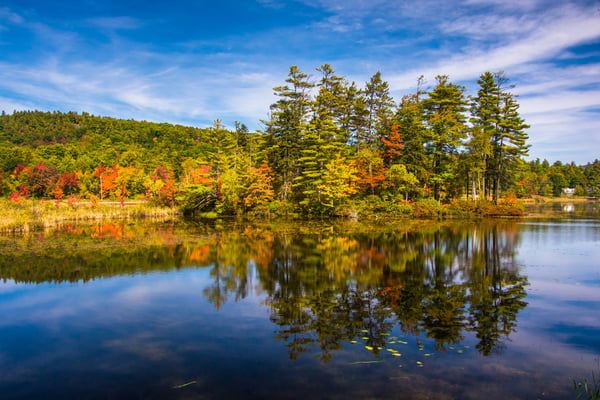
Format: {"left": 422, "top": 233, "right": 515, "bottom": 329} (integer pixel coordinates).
{"left": 0, "top": 65, "right": 598, "bottom": 216}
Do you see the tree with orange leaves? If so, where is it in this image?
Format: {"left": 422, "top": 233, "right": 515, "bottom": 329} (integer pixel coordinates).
{"left": 244, "top": 162, "right": 275, "bottom": 211}
{"left": 381, "top": 124, "right": 404, "bottom": 165}
{"left": 353, "top": 149, "right": 387, "bottom": 195}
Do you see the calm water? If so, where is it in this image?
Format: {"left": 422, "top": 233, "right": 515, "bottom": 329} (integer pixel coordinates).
{"left": 1, "top": 206, "right": 599, "bottom": 399}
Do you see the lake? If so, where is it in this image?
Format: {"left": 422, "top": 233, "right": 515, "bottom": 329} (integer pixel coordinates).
{"left": 1, "top": 203, "right": 599, "bottom": 399}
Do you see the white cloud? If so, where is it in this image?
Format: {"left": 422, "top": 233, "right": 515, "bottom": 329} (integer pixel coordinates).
{"left": 0, "top": 7, "right": 24, "bottom": 24}
{"left": 440, "top": 13, "right": 540, "bottom": 39}
{"left": 519, "top": 90, "right": 600, "bottom": 115}
{"left": 1, "top": 0, "right": 598, "bottom": 161}
{"left": 462, "top": 0, "right": 546, "bottom": 10}
{"left": 389, "top": 6, "right": 600, "bottom": 90}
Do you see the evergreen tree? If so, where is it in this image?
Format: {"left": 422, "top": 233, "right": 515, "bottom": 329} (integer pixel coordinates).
{"left": 493, "top": 93, "right": 530, "bottom": 201}
{"left": 585, "top": 159, "right": 600, "bottom": 196}
{"left": 471, "top": 72, "right": 529, "bottom": 202}
{"left": 294, "top": 65, "right": 345, "bottom": 212}
{"left": 470, "top": 71, "right": 502, "bottom": 199}
{"left": 423, "top": 75, "right": 468, "bottom": 201}
{"left": 263, "top": 66, "right": 314, "bottom": 200}
{"left": 395, "top": 94, "right": 430, "bottom": 192}
{"left": 207, "top": 119, "right": 235, "bottom": 177}
{"left": 364, "top": 72, "right": 395, "bottom": 148}
{"left": 464, "top": 125, "right": 492, "bottom": 199}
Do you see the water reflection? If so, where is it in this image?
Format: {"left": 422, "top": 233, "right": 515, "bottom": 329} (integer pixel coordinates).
{"left": 525, "top": 200, "right": 600, "bottom": 219}
{"left": 0, "top": 220, "right": 528, "bottom": 360}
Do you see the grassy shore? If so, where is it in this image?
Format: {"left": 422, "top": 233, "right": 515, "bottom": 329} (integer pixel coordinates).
{"left": 0, "top": 198, "right": 181, "bottom": 233}
{"left": 4, "top": 195, "right": 592, "bottom": 233}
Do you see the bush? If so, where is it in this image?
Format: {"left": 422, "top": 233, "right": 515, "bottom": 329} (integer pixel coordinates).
{"left": 267, "top": 200, "right": 295, "bottom": 217}
{"left": 412, "top": 198, "right": 441, "bottom": 218}
{"left": 445, "top": 199, "right": 478, "bottom": 215}
{"left": 333, "top": 202, "right": 359, "bottom": 218}
{"left": 481, "top": 194, "right": 526, "bottom": 216}
{"left": 355, "top": 195, "right": 387, "bottom": 217}
{"left": 384, "top": 197, "right": 413, "bottom": 215}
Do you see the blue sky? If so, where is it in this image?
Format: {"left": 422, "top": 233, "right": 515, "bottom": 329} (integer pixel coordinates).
{"left": 0, "top": 0, "right": 599, "bottom": 164}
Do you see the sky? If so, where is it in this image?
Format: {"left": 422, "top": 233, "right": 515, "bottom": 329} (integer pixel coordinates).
{"left": 0, "top": 0, "right": 599, "bottom": 164}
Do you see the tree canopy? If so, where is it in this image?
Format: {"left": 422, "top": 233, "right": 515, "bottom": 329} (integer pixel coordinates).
{"left": 0, "top": 67, "right": 597, "bottom": 215}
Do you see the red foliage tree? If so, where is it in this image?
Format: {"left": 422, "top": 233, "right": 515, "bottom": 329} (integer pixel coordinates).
{"left": 381, "top": 124, "right": 404, "bottom": 164}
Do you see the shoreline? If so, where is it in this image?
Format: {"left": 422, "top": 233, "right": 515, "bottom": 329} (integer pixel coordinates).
{"left": 1, "top": 197, "right": 596, "bottom": 234}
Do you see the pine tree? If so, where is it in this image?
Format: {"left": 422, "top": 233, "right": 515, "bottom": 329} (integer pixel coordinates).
{"left": 470, "top": 71, "right": 503, "bottom": 199}
{"left": 471, "top": 72, "right": 530, "bottom": 202}
{"left": 464, "top": 125, "right": 492, "bottom": 199}
{"left": 364, "top": 72, "right": 395, "bottom": 148}
{"left": 294, "top": 65, "right": 344, "bottom": 212}
{"left": 395, "top": 94, "right": 430, "bottom": 190}
{"left": 494, "top": 93, "right": 530, "bottom": 201}
{"left": 263, "top": 66, "right": 314, "bottom": 200}
{"left": 207, "top": 119, "right": 235, "bottom": 177}
{"left": 423, "top": 75, "right": 468, "bottom": 201}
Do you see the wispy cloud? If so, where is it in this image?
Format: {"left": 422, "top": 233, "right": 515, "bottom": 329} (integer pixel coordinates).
{"left": 388, "top": 4, "right": 600, "bottom": 89}
{"left": 0, "top": 0, "right": 598, "bottom": 161}
{"left": 0, "top": 6, "right": 24, "bottom": 24}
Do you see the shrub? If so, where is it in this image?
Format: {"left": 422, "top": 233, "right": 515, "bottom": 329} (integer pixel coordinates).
{"left": 447, "top": 199, "right": 479, "bottom": 215}
{"left": 267, "top": 200, "right": 295, "bottom": 217}
{"left": 355, "top": 195, "right": 387, "bottom": 217}
{"left": 412, "top": 198, "right": 441, "bottom": 218}
{"left": 384, "top": 198, "right": 413, "bottom": 215}
{"left": 481, "top": 194, "right": 526, "bottom": 216}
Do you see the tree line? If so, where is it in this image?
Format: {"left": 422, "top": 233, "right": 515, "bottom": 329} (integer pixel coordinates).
{"left": 0, "top": 66, "right": 598, "bottom": 215}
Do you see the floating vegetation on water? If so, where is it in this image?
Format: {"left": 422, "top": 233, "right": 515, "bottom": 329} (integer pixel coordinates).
{"left": 351, "top": 361, "right": 383, "bottom": 365}
{"left": 365, "top": 346, "right": 374, "bottom": 350}
{"left": 172, "top": 381, "right": 197, "bottom": 389}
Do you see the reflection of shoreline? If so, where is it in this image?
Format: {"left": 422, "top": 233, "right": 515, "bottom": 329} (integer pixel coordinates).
{"left": 1, "top": 220, "right": 530, "bottom": 359}
{"left": 524, "top": 200, "right": 599, "bottom": 218}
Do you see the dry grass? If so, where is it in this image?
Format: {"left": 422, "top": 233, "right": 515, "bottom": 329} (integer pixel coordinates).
{"left": 0, "top": 199, "right": 181, "bottom": 233}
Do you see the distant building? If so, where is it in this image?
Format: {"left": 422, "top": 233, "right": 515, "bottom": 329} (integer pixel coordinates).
{"left": 562, "top": 188, "right": 576, "bottom": 195}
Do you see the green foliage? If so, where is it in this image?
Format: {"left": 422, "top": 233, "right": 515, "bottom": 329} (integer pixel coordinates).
{"left": 412, "top": 198, "right": 442, "bottom": 218}
{"left": 0, "top": 67, "right": 594, "bottom": 217}
{"left": 267, "top": 199, "right": 295, "bottom": 217}
{"left": 354, "top": 195, "right": 387, "bottom": 216}
{"left": 383, "top": 196, "right": 413, "bottom": 215}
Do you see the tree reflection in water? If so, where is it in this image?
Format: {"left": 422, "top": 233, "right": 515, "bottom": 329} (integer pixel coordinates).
{"left": 255, "top": 221, "right": 528, "bottom": 360}
{"left": 0, "top": 219, "right": 527, "bottom": 360}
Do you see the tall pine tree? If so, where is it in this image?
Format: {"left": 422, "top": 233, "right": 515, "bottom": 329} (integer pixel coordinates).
{"left": 423, "top": 75, "right": 468, "bottom": 201}
{"left": 263, "top": 66, "right": 314, "bottom": 200}
{"left": 471, "top": 72, "right": 529, "bottom": 202}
